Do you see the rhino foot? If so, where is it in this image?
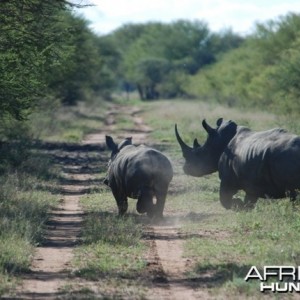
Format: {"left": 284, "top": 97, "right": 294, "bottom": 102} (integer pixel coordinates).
{"left": 232, "top": 198, "right": 244, "bottom": 211}
{"left": 136, "top": 200, "right": 147, "bottom": 214}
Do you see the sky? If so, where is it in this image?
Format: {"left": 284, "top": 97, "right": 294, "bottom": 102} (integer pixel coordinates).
{"left": 76, "top": 0, "right": 300, "bottom": 36}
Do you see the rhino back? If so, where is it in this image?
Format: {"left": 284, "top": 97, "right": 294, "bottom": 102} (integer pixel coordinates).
{"left": 108, "top": 145, "right": 173, "bottom": 197}
{"left": 219, "top": 127, "right": 300, "bottom": 196}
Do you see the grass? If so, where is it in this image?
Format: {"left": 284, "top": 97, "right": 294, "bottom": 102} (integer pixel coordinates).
{"left": 0, "top": 144, "right": 59, "bottom": 295}
{"left": 182, "top": 200, "right": 300, "bottom": 297}
{"left": 29, "top": 97, "right": 110, "bottom": 142}
{"left": 74, "top": 192, "right": 148, "bottom": 298}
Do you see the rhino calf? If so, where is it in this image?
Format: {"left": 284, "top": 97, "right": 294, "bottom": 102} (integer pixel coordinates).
{"left": 105, "top": 135, "right": 173, "bottom": 218}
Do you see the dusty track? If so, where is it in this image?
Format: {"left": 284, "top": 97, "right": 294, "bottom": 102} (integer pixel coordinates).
{"left": 6, "top": 104, "right": 208, "bottom": 299}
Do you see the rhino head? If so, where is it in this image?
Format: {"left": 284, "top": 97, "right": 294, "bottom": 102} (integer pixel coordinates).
{"left": 104, "top": 135, "right": 132, "bottom": 186}
{"left": 105, "top": 135, "right": 132, "bottom": 160}
{"left": 175, "top": 118, "right": 237, "bottom": 177}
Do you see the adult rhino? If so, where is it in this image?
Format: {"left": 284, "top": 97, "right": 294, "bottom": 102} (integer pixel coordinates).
{"left": 175, "top": 118, "right": 300, "bottom": 209}
{"left": 104, "top": 135, "right": 173, "bottom": 218}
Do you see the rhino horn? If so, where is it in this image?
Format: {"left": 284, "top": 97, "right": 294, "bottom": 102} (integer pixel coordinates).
{"left": 193, "top": 138, "right": 201, "bottom": 148}
{"left": 202, "top": 119, "right": 216, "bottom": 136}
{"left": 175, "top": 124, "right": 193, "bottom": 155}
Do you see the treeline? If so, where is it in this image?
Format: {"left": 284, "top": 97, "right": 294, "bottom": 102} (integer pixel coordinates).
{"left": 187, "top": 12, "right": 300, "bottom": 115}
{"left": 0, "top": 1, "right": 244, "bottom": 128}
{"left": 2, "top": 1, "right": 300, "bottom": 132}
{"left": 102, "top": 21, "right": 243, "bottom": 100}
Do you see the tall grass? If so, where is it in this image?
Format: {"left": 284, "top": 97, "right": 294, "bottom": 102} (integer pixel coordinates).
{"left": 0, "top": 129, "right": 59, "bottom": 295}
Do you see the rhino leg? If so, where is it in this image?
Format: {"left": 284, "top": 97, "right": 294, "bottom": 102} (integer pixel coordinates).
{"left": 136, "top": 187, "right": 154, "bottom": 217}
{"left": 154, "top": 186, "right": 168, "bottom": 219}
{"left": 111, "top": 189, "right": 128, "bottom": 216}
{"left": 219, "top": 181, "right": 238, "bottom": 209}
{"left": 136, "top": 199, "right": 146, "bottom": 214}
{"left": 244, "top": 194, "right": 258, "bottom": 209}
{"left": 290, "top": 189, "right": 297, "bottom": 201}
{"left": 118, "top": 198, "right": 128, "bottom": 216}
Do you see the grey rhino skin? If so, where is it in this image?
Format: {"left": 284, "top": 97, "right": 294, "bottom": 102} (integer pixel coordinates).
{"left": 105, "top": 136, "right": 173, "bottom": 218}
{"left": 175, "top": 118, "right": 300, "bottom": 209}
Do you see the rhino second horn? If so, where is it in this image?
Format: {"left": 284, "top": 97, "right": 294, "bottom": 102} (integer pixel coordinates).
{"left": 193, "top": 138, "right": 201, "bottom": 148}
{"left": 175, "top": 124, "right": 193, "bottom": 154}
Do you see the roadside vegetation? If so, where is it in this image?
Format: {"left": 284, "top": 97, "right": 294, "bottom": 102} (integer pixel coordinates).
{"left": 0, "top": 139, "right": 59, "bottom": 294}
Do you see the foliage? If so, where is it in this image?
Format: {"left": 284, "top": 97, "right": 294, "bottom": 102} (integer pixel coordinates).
{"left": 46, "top": 12, "right": 115, "bottom": 105}
{"left": 0, "top": 0, "right": 114, "bottom": 128}
{"left": 0, "top": 0, "right": 81, "bottom": 120}
{"left": 187, "top": 12, "right": 300, "bottom": 115}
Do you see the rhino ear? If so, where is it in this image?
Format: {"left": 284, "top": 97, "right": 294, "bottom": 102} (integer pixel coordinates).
{"left": 105, "top": 135, "right": 117, "bottom": 151}
{"left": 216, "top": 118, "right": 223, "bottom": 127}
{"left": 125, "top": 137, "right": 132, "bottom": 144}
{"left": 193, "top": 138, "right": 201, "bottom": 148}
{"left": 202, "top": 119, "right": 216, "bottom": 136}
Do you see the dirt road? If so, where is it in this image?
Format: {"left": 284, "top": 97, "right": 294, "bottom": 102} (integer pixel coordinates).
{"left": 7, "top": 104, "right": 209, "bottom": 299}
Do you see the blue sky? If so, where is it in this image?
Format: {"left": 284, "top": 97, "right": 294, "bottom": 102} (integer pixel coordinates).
{"left": 77, "top": 0, "right": 300, "bottom": 36}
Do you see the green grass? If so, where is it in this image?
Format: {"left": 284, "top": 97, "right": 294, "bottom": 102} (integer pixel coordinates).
{"left": 29, "top": 97, "right": 110, "bottom": 142}
{"left": 0, "top": 149, "right": 59, "bottom": 295}
{"left": 74, "top": 192, "right": 148, "bottom": 298}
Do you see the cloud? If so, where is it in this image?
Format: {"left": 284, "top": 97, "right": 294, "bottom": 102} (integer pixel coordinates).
{"left": 77, "top": 0, "right": 300, "bottom": 35}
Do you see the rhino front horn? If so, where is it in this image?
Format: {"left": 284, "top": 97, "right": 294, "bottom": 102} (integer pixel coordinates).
{"left": 175, "top": 124, "right": 193, "bottom": 155}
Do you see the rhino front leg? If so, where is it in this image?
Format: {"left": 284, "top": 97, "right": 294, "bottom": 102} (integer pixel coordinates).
{"left": 117, "top": 197, "right": 128, "bottom": 216}
{"left": 111, "top": 189, "right": 128, "bottom": 216}
{"left": 290, "top": 189, "right": 297, "bottom": 202}
{"left": 220, "top": 181, "right": 240, "bottom": 209}
{"left": 244, "top": 194, "right": 258, "bottom": 209}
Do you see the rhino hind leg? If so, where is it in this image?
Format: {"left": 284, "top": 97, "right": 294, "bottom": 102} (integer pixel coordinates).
{"left": 154, "top": 187, "right": 168, "bottom": 219}
{"left": 136, "top": 188, "right": 154, "bottom": 216}
{"left": 136, "top": 200, "right": 146, "bottom": 214}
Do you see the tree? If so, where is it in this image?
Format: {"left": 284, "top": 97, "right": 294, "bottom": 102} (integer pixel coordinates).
{"left": 108, "top": 20, "right": 242, "bottom": 100}
{"left": 46, "top": 12, "right": 104, "bottom": 104}
{"left": 0, "top": 0, "right": 87, "bottom": 120}
{"left": 135, "top": 58, "right": 170, "bottom": 100}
